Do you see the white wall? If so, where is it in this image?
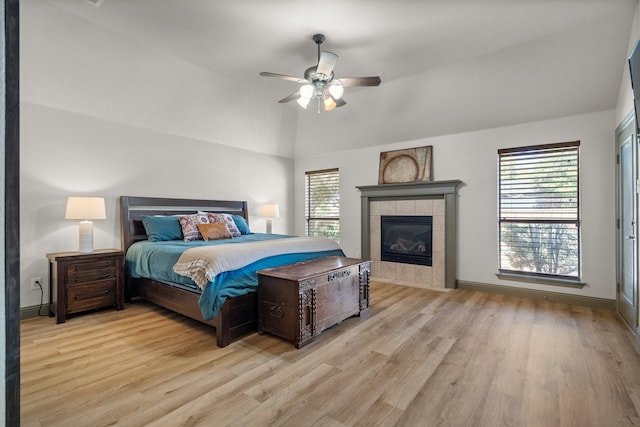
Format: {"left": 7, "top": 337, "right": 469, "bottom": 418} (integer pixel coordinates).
{"left": 21, "top": 0, "right": 296, "bottom": 158}
{"left": 19, "top": 1, "right": 297, "bottom": 308}
{"left": 616, "top": 2, "right": 640, "bottom": 126}
{"left": 295, "top": 110, "right": 617, "bottom": 300}
{"left": 295, "top": 5, "right": 634, "bottom": 159}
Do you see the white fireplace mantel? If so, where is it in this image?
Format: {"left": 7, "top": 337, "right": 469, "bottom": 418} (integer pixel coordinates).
{"left": 356, "top": 180, "right": 462, "bottom": 289}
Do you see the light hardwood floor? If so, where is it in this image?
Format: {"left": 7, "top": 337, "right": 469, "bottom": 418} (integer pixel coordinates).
{"left": 21, "top": 282, "right": 640, "bottom": 426}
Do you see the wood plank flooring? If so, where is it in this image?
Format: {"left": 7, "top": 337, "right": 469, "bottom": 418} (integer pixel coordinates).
{"left": 20, "top": 282, "right": 640, "bottom": 426}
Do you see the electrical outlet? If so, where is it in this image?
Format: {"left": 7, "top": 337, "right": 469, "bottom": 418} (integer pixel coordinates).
{"left": 30, "top": 277, "right": 42, "bottom": 291}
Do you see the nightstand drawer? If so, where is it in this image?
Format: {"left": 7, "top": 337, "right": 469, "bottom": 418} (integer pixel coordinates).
{"left": 68, "top": 266, "right": 116, "bottom": 285}
{"left": 67, "top": 280, "right": 116, "bottom": 313}
{"left": 67, "top": 258, "right": 116, "bottom": 284}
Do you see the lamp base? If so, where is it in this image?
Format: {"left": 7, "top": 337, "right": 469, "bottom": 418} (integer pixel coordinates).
{"left": 78, "top": 220, "right": 94, "bottom": 253}
{"left": 266, "top": 218, "right": 273, "bottom": 234}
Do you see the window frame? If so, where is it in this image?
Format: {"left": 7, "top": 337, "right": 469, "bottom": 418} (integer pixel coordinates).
{"left": 305, "top": 168, "right": 340, "bottom": 242}
{"left": 497, "top": 141, "right": 582, "bottom": 284}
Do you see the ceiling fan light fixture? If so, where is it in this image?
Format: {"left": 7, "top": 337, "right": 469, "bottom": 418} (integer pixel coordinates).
{"left": 260, "top": 34, "right": 381, "bottom": 111}
{"left": 324, "top": 95, "right": 337, "bottom": 111}
{"left": 297, "top": 97, "right": 310, "bottom": 109}
{"left": 328, "top": 82, "right": 344, "bottom": 99}
{"left": 300, "top": 84, "right": 314, "bottom": 99}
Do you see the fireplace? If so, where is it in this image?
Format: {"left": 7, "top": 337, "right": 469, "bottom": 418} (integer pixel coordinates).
{"left": 381, "top": 215, "right": 432, "bottom": 266}
{"left": 357, "top": 180, "right": 461, "bottom": 289}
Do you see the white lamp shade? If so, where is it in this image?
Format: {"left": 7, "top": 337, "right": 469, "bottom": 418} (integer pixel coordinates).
{"left": 328, "top": 82, "right": 344, "bottom": 99}
{"left": 324, "top": 96, "right": 337, "bottom": 111}
{"left": 296, "top": 97, "right": 310, "bottom": 109}
{"left": 65, "top": 197, "right": 106, "bottom": 220}
{"left": 65, "top": 197, "right": 106, "bottom": 253}
{"left": 259, "top": 204, "right": 280, "bottom": 218}
{"left": 299, "top": 84, "right": 314, "bottom": 99}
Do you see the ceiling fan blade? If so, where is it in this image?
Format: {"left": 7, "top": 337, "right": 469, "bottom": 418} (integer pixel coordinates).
{"left": 316, "top": 51, "right": 338, "bottom": 78}
{"left": 278, "top": 91, "right": 301, "bottom": 103}
{"left": 338, "top": 76, "right": 381, "bottom": 87}
{"left": 260, "top": 72, "right": 306, "bottom": 84}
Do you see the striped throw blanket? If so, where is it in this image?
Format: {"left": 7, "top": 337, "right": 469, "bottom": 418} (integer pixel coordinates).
{"left": 173, "top": 236, "right": 341, "bottom": 288}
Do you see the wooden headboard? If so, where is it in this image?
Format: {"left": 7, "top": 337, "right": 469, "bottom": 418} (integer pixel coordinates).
{"left": 120, "top": 196, "right": 249, "bottom": 251}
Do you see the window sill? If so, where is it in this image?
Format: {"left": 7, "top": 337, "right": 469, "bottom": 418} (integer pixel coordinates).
{"left": 496, "top": 272, "right": 585, "bottom": 289}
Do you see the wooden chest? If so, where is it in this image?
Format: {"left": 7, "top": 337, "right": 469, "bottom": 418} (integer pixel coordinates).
{"left": 257, "top": 256, "right": 371, "bottom": 348}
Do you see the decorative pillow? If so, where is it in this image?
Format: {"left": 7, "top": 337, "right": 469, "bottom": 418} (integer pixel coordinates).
{"left": 141, "top": 215, "right": 183, "bottom": 242}
{"left": 197, "top": 223, "right": 233, "bottom": 241}
{"left": 206, "top": 213, "right": 241, "bottom": 237}
{"left": 232, "top": 214, "right": 251, "bottom": 235}
{"left": 177, "top": 214, "right": 210, "bottom": 241}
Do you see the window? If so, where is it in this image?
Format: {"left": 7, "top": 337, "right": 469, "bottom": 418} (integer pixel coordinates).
{"left": 498, "top": 141, "right": 580, "bottom": 280}
{"left": 305, "top": 168, "right": 340, "bottom": 241}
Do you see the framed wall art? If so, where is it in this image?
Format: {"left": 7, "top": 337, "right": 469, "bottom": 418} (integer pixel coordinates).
{"left": 378, "top": 146, "right": 433, "bottom": 184}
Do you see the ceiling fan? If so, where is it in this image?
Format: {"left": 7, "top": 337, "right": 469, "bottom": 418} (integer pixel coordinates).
{"left": 260, "top": 34, "right": 381, "bottom": 112}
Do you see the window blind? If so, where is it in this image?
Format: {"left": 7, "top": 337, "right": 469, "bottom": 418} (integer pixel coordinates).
{"left": 498, "top": 141, "right": 580, "bottom": 279}
{"left": 305, "top": 168, "right": 340, "bottom": 241}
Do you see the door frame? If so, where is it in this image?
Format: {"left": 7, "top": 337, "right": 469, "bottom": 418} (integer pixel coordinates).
{"left": 616, "top": 110, "right": 638, "bottom": 330}
{"left": 4, "top": 0, "right": 20, "bottom": 424}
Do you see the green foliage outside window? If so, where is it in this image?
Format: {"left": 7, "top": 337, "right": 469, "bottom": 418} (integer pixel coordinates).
{"left": 498, "top": 142, "right": 580, "bottom": 279}
{"left": 305, "top": 169, "right": 340, "bottom": 242}
{"left": 500, "top": 223, "right": 579, "bottom": 276}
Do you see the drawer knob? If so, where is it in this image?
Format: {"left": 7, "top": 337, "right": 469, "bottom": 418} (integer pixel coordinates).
{"left": 269, "top": 305, "right": 284, "bottom": 319}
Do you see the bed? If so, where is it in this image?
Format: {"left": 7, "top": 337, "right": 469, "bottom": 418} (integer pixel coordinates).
{"left": 120, "top": 196, "right": 344, "bottom": 347}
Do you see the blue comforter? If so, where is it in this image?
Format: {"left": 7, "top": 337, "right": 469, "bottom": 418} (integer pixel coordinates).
{"left": 125, "top": 234, "right": 344, "bottom": 320}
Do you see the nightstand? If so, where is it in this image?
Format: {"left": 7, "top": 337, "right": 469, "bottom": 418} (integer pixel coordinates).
{"left": 47, "top": 249, "right": 125, "bottom": 323}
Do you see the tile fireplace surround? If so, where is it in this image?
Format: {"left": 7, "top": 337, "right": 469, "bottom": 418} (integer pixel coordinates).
{"left": 357, "top": 180, "right": 462, "bottom": 289}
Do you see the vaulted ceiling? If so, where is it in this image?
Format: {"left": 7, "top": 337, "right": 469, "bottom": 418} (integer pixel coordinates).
{"left": 49, "top": 0, "right": 637, "bottom": 155}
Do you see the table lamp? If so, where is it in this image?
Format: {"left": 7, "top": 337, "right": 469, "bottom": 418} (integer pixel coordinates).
{"left": 259, "top": 204, "right": 280, "bottom": 234}
{"left": 65, "top": 196, "right": 106, "bottom": 253}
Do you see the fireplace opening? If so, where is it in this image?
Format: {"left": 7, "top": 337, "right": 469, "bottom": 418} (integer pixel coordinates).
{"left": 381, "top": 215, "right": 432, "bottom": 266}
